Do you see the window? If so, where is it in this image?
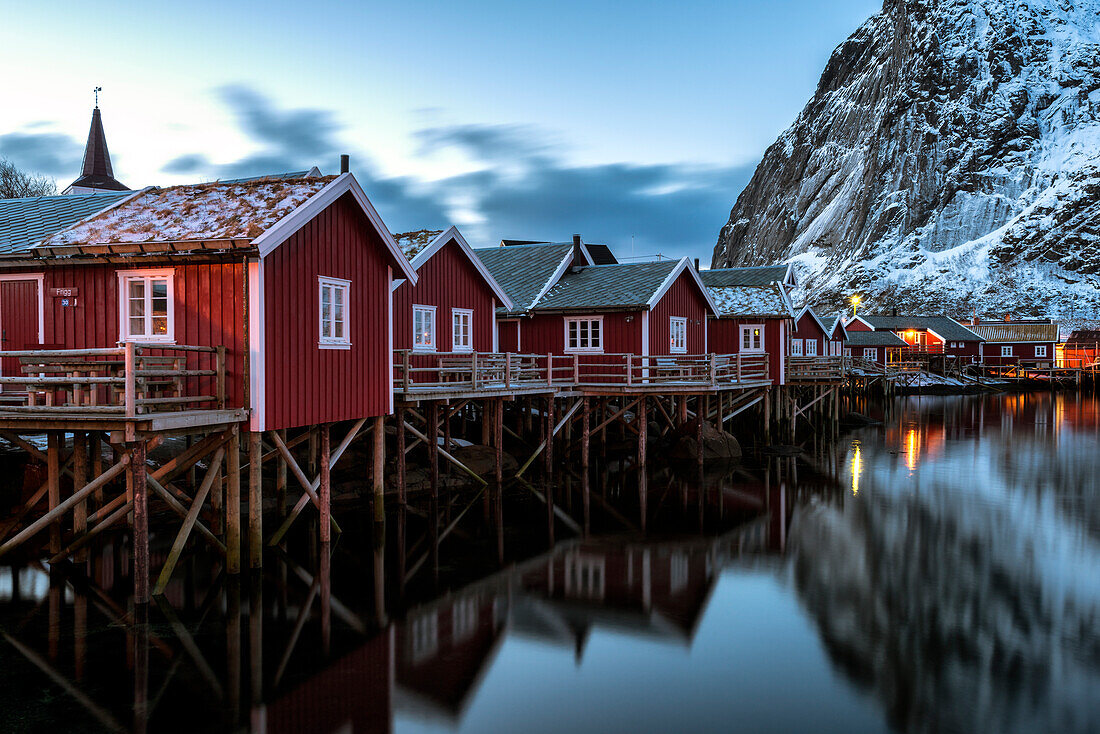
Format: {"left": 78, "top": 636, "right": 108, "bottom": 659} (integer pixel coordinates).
{"left": 564, "top": 553, "right": 605, "bottom": 599}
{"left": 863, "top": 348, "right": 878, "bottom": 359}
{"left": 1001, "top": 346, "right": 1013, "bottom": 357}
{"left": 318, "top": 277, "right": 351, "bottom": 349}
{"left": 1035, "top": 345, "right": 1048, "bottom": 358}
{"left": 670, "top": 553, "right": 689, "bottom": 594}
{"left": 805, "top": 339, "right": 818, "bottom": 356}
{"left": 410, "top": 612, "right": 439, "bottom": 662}
{"left": 452, "top": 309, "right": 473, "bottom": 352}
{"left": 413, "top": 305, "right": 436, "bottom": 351}
{"left": 791, "top": 339, "right": 803, "bottom": 356}
{"left": 670, "top": 317, "right": 687, "bottom": 353}
{"left": 740, "top": 325, "right": 764, "bottom": 352}
{"left": 452, "top": 598, "right": 478, "bottom": 642}
{"left": 118, "top": 269, "right": 174, "bottom": 342}
{"left": 565, "top": 317, "right": 603, "bottom": 352}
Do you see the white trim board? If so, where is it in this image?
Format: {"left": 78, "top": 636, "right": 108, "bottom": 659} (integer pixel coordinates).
{"left": 248, "top": 259, "right": 265, "bottom": 432}
{"left": 406, "top": 226, "right": 514, "bottom": 310}
{"left": 646, "top": 257, "right": 719, "bottom": 316}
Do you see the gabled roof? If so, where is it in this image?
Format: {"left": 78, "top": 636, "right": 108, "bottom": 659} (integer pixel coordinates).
{"left": 392, "top": 226, "right": 513, "bottom": 309}
{"left": 215, "top": 168, "right": 323, "bottom": 184}
{"left": 794, "top": 305, "right": 830, "bottom": 336}
{"left": 969, "top": 322, "right": 1059, "bottom": 342}
{"left": 474, "top": 242, "right": 575, "bottom": 316}
{"left": 0, "top": 191, "right": 134, "bottom": 256}
{"left": 67, "top": 107, "right": 128, "bottom": 192}
{"left": 534, "top": 258, "right": 717, "bottom": 314}
{"left": 706, "top": 282, "right": 793, "bottom": 318}
{"left": 700, "top": 263, "right": 795, "bottom": 288}
{"left": 845, "top": 330, "right": 908, "bottom": 347}
{"left": 856, "top": 315, "right": 985, "bottom": 342}
{"left": 827, "top": 315, "right": 848, "bottom": 341}
{"left": 1066, "top": 330, "right": 1100, "bottom": 346}
{"left": 37, "top": 173, "right": 418, "bottom": 282}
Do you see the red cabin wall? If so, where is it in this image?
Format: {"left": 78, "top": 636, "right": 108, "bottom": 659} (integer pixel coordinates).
{"left": 520, "top": 311, "right": 642, "bottom": 355}
{"left": 981, "top": 341, "right": 1055, "bottom": 365}
{"left": 706, "top": 316, "right": 786, "bottom": 384}
{"left": 35, "top": 262, "right": 246, "bottom": 407}
{"left": 648, "top": 271, "right": 707, "bottom": 355}
{"left": 264, "top": 194, "right": 393, "bottom": 430}
{"left": 792, "top": 312, "right": 827, "bottom": 355}
{"left": 393, "top": 240, "right": 496, "bottom": 353}
{"left": 497, "top": 319, "right": 520, "bottom": 352}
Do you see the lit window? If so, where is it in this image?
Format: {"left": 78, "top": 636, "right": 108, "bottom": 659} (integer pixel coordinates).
{"left": 565, "top": 317, "right": 603, "bottom": 352}
{"left": 452, "top": 309, "right": 473, "bottom": 352}
{"left": 740, "top": 324, "right": 764, "bottom": 352}
{"left": 413, "top": 305, "right": 436, "bottom": 351}
{"left": 805, "top": 339, "right": 818, "bottom": 356}
{"left": 118, "top": 269, "right": 174, "bottom": 342}
{"left": 1001, "top": 346, "right": 1013, "bottom": 357}
{"left": 1035, "top": 345, "right": 1047, "bottom": 358}
{"left": 318, "top": 277, "right": 351, "bottom": 349}
{"left": 791, "top": 338, "right": 803, "bottom": 356}
{"left": 670, "top": 317, "right": 687, "bottom": 353}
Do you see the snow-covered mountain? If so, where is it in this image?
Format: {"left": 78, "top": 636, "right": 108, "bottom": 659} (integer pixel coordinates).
{"left": 713, "top": 0, "right": 1100, "bottom": 319}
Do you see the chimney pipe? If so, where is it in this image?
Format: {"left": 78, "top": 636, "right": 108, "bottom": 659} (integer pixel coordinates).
{"left": 694, "top": 258, "right": 700, "bottom": 272}
{"left": 572, "top": 234, "right": 583, "bottom": 267}
{"left": 340, "top": 154, "right": 350, "bottom": 174}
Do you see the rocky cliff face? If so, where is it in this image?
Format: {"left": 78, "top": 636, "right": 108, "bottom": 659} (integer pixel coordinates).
{"left": 713, "top": 0, "right": 1100, "bottom": 319}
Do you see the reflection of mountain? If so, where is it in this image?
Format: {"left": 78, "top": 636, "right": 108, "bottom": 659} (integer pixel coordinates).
{"left": 790, "top": 445, "right": 1100, "bottom": 734}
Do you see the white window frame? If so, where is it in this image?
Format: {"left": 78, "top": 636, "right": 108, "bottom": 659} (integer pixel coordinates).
{"left": 791, "top": 338, "right": 803, "bottom": 356}
{"left": 117, "top": 268, "right": 175, "bottom": 344}
{"left": 863, "top": 348, "right": 878, "bottom": 359}
{"left": 1035, "top": 345, "right": 1048, "bottom": 358}
{"left": 740, "top": 324, "right": 764, "bottom": 353}
{"left": 317, "top": 276, "right": 351, "bottom": 350}
{"left": 669, "top": 317, "right": 687, "bottom": 353}
{"left": 1001, "top": 346, "right": 1013, "bottom": 357}
{"left": 564, "top": 316, "right": 604, "bottom": 353}
{"left": 451, "top": 308, "right": 473, "bottom": 353}
{"left": 413, "top": 305, "right": 437, "bottom": 352}
{"left": 805, "top": 339, "right": 818, "bottom": 356}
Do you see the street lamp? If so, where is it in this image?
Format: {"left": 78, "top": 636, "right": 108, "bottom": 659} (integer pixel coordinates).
{"left": 850, "top": 294, "right": 861, "bottom": 316}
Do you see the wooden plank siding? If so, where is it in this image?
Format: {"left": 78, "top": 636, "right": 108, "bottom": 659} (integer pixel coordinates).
{"left": 648, "top": 270, "right": 708, "bottom": 356}
{"left": 497, "top": 319, "right": 520, "bottom": 353}
{"left": 263, "top": 193, "right": 393, "bottom": 430}
{"left": 792, "top": 311, "right": 827, "bottom": 357}
{"left": 520, "top": 311, "right": 642, "bottom": 355}
{"left": 708, "top": 317, "right": 786, "bottom": 385}
{"left": 393, "top": 239, "right": 496, "bottom": 353}
{"left": 35, "top": 261, "right": 247, "bottom": 407}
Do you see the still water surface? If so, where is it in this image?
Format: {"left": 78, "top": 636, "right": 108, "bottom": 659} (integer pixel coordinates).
{"left": 1, "top": 393, "right": 1098, "bottom": 733}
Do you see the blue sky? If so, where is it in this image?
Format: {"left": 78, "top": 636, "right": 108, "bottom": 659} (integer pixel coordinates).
{"left": 0, "top": 0, "right": 880, "bottom": 261}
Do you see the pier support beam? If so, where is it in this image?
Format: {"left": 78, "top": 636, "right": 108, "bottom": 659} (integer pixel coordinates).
{"left": 227, "top": 427, "right": 241, "bottom": 575}
{"left": 47, "top": 432, "right": 61, "bottom": 555}
{"left": 131, "top": 439, "right": 149, "bottom": 605}
{"left": 373, "top": 416, "right": 385, "bottom": 522}
{"left": 248, "top": 431, "right": 262, "bottom": 569}
{"left": 319, "top": 424, "right": 331, "bottom": 545}
{"left": 396, "top": 407, "right": 406, "bottom": 506}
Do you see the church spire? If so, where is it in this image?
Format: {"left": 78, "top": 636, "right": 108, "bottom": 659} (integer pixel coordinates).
{"left": 64, "top": 96, "right": 129, "bottom": 195}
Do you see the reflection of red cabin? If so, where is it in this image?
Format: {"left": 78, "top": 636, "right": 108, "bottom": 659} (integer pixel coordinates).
{"left": 392, "top": 226, "right": 512, "bottom": 354}
{"left": 700, "top": 277, "right": 793, "bottom": 385}
{"left": 969, "top": 320, "right": 1058, "bottom": 367}
{"left": 2, "top": 174, "right": 417, "bottom": 430}
{"left": 790, "top": 306, "right": 829, "bottom": 358}
{"left": 476, "top": 240, "right": 715, "bottom": 361}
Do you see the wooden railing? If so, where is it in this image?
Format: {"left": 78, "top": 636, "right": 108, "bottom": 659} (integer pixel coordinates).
{"left": 786, "top": 356, "right": 845, "bottom": 382}
{"left": 394, "top": 350, "right": 770, "bottom": 391}
{"left": 0, "top": 343, "right": 226, "bottom": 416}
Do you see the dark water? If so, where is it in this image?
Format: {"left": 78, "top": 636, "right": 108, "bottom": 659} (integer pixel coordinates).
{"left": 2, "top": 392, "right": 1099, "bottom": 733}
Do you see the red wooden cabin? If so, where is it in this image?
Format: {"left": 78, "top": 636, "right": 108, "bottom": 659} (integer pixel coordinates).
{"left": 392, "top": 226, "right": 513, "bottom": 354}
{"left": 846, "top": 314, "right": 983, "bottom": 363}
{"left": 1063, "top": 330, "right": 1100, "bottom": 368}
{"left": 969, "top": 319, "right": 1058, "bottom": 367}
{"left": 790, "top": 306, "right": 830, "bottom": 358}
{"left": 2, "top": 172, "right": 417, "bottom": 431}
{"left": 700, "top": 278, "right": 793, "bottom": 385}
{"left": 825, "top": 315, "right": 848, "bottom": 356}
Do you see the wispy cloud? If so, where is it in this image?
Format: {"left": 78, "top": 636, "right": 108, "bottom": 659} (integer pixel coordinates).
{"left": 0, "top": 131, "right": 84, "bottom": 179}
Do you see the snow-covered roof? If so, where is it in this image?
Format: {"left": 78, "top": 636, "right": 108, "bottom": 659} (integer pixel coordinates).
{"left": 707, "top": 283, "right": 793, "bottom": 318}
{"left": 43, "top": 176, "right": 339, "bottom": 247}
{"left": 969, "top": 322, "right": 1059, "bottom": 343}
{"left": 392, "top": 229, "right": 444, "bottom": 260}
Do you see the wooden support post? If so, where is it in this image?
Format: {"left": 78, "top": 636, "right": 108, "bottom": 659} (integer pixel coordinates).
{"left": 275, "top": 429, "right": 287, "bottom": 521}
{"left": 319, "top": 424, "right": 331, "bottom": 545}
{"left": 582, "top": 397, "right": 591, "bottom": 535}
{"left": 494, "top": 398, "right": 504, "bottom": 563}
{"left": 73, "top": 432, "right": 88, "bottom": 563}
{"left": 248, "top": 431, "right": 262, "bottom": 569}
{"left": 429, "top": 402, "right": 440, "bottom": 502}
{"left": 47, "top": 432, "right": 61, "bottom": 555}
{"left": 373, "top": 416, "right": 385, "bottom": 523}
{"left": 90, "top": 433, "right": 103, "bottom": 508}
{"left": 396, "top": 407, "right": 407, "bottom": 506}
{"left": 132, "top": 439, "right": 149, "bottom": 604}
{"left": 638, "top": 396, "right": 648, "bottom": 472}
{"left": 696, "top": 397, "right": 704, "bottom": 472}
{"left": 153, "top": 448, "right": 226, "bottom": 596}
{"left": 544, "top": 398, "right": 555, "bottom": 473}
{"left": 227, "top": 428, "right": 241, "bottom": 574}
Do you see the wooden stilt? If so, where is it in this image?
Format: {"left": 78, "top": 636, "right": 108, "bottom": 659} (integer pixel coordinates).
{"left": 396, "top": 407, "right": 406, "bottom": 505}
{"left": 90, "top": 433, "right": 103, "bottom": 508}
{"left": 581, "top": 397, "right": 590, "bottom": 535}
{"left": 696, "top": 397, "right": 704, "bottom": 472}
{"left": 275, "top": 429, "right": 287, "bottom": 521}
{"left": 153, "top": 448, "right": 227, "bottom": 596}
{"left": 248, "top": 431, "right": 262, "bottom": 569}
{"left": 319, "top": 424, "right": 331, "bottom": 545}
{"left": 47, "top": 432, "right": 61, "bottom": 555}
{"left": 73, "top": 432, "right": 88, "bottom": 563}
{"left": 373, "top": 416, "right": 385, "bottom": 523}
{"left": 132, "top": 439, "right": 149, "bottom": 604}
{"left": 494, "top": 398, "right": 504, "bottom": 562}
{"left": 227, "top": 427, "right": 241, "bottom": 575}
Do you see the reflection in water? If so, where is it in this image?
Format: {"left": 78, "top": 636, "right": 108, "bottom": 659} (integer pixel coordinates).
{"left": 1, "top": 393, "right": 1099, "bottom": 732}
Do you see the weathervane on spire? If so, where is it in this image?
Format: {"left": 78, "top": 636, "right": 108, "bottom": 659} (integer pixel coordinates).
{"left": 94, "top": 86, "right": 102, "bottom": 107}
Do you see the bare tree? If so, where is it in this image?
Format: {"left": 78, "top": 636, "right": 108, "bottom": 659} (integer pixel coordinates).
{"left": 0, "top": 158, "right": 58, "bottom": 198}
